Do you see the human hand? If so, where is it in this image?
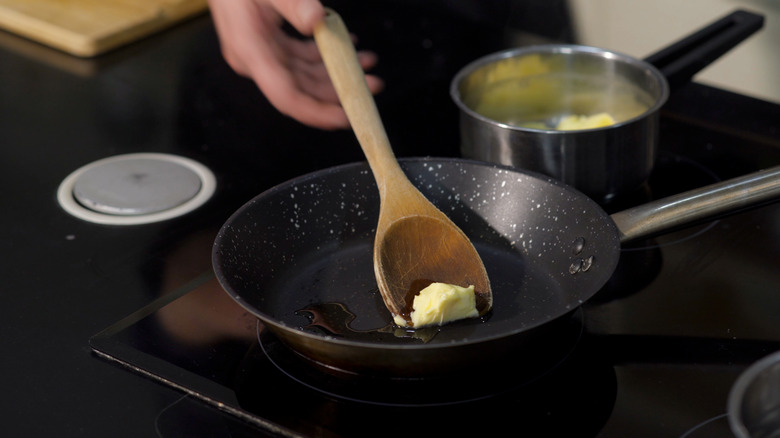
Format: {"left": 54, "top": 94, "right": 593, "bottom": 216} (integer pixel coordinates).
{"left": 208, "top": 0, "right": 384, "bottom": 129}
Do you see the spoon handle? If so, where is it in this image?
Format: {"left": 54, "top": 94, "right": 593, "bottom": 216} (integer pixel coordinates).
{"left": 314, "top": 9, "right": 408, "bottom": 200}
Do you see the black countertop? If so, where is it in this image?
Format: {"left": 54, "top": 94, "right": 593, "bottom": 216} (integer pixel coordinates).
{"left": 2, "top": 8, "right": 779, "bottom": 437}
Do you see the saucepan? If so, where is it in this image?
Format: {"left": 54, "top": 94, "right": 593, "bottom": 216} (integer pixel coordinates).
{"left": 213, "top": 158, "right": 780, "bottom": 379}
{"left": 450, "top": 10, "right": 764, "bottom": 202}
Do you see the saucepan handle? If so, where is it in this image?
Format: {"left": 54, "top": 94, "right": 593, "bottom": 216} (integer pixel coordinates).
{"left": 611, "top": 166, "right": 780, "bottom": 244}
{"left": 644, "top": 9, "right": 764, "bottom": 90}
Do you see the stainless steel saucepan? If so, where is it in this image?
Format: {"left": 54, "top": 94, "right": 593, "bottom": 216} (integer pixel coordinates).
{"left": 451, "top": 10, "right": 764, "bottom": 202}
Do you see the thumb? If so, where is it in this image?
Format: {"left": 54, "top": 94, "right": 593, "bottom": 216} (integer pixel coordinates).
{"left": 269, "top": 0, "right": 325, "bottom": 35}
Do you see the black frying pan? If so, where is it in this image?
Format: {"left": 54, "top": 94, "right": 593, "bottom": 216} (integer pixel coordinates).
{"left": 213, "top": 159, "right": 780, "bottom": 378}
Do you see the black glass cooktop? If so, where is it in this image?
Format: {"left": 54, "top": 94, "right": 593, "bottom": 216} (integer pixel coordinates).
{"left": 90, "top": 149, "right": 780, "bottom": 437}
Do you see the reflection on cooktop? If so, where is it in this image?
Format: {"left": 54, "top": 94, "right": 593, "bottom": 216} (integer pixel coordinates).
{"left": 91, "top": 280, "right": 615, "bottom": 437}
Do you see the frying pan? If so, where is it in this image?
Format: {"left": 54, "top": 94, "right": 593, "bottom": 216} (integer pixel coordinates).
{"left": 213, "top": 159, "right": 780, "bottom": 378}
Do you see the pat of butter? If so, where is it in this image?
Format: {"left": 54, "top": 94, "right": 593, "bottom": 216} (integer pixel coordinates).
{"left": 394, "top": 283, "right": 479, "bottom": 328}
{"left": 556, "top": 112, "right": 616, "bottom": 130}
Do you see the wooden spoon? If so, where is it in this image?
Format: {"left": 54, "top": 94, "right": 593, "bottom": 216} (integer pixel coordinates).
{"left": 314, "top": 9, "right": 491, "bottom": 325}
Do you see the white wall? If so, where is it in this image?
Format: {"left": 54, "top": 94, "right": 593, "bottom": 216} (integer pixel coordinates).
{"left": 568, "top": 0, "right": 780, "bottom": 103}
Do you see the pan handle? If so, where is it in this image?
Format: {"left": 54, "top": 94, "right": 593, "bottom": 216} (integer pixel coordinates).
{"left": 643, "top": 9, "right": 764, "bottom": 90}
{"left": 611, "top": 166, "right": 780, "bottom": 245}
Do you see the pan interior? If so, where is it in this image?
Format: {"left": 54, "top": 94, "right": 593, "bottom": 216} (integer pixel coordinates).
{"left": 213, "top": 159, "right": 620, "bottom": 347}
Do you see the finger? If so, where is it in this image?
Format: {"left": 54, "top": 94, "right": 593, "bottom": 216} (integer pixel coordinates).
{"left": 267, "top": 0, "right": 324, "bottom": 35}
{"left": 276, "top": 96, "right": 351, "bottom": 130}
{"left": 290, "top": 56, "right": 384, "bottom": 109}
{"left": 288, "top": 48, "right": 380, "bottom": 84}
{"left": 280, "top": 32, "right": 364, "bottom": 64}
{"left": 279, "top": 37, "right": 321, "bottom": 63}
{"left": 292, "top": 67, "right": 384, "bottom": 106}
{"left": 272, "top": 67, "right": 385, "bottom": 129}
{"left": 260, "top": 58, "right": 384, "bottom": 130}
{"left": 364, "top": 75, "right": 386, "bottom": 96}
{"left": 251, "top": 60, "right": 351, "bottom": 129}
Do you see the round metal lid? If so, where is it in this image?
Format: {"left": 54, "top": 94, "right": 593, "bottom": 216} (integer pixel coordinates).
{"left": 72, "top": 157, "right": 202, "bottom": 215}
{"left": 57, "top": 153, "right": 216, "bottom": 225}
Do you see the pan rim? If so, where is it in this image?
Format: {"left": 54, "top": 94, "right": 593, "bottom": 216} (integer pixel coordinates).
{"left": 212, "top": 157, "right": 618, "bottom": 351}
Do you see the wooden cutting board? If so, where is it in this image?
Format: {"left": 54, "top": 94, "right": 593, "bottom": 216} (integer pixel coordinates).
{"left": 0, "top": 0, "right": 209, "bottom": 57}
